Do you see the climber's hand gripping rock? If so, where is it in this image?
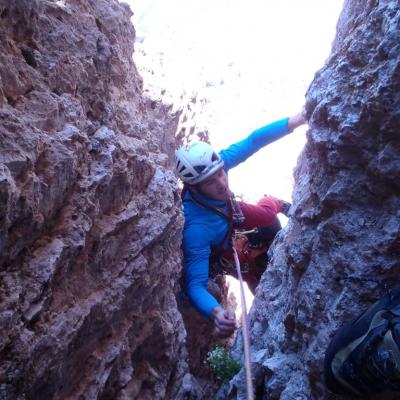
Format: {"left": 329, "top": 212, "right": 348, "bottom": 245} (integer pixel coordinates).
{"left": 211, "top": 306, "right": 236, "bottom": 338}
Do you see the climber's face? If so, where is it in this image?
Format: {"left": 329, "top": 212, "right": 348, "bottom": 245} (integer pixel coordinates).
{"left": 196, "top": 167, "right": 229, "bottom": 201}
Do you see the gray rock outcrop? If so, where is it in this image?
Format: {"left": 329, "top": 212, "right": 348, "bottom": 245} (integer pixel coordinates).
{"left": 224, "top": 0, "right": 400, "bottom": 399}
{"left": 0, "top": 1, "right": 201, "bottom": 399}
{"left": 3, "top": 0, "right": 400, "bottom": 399}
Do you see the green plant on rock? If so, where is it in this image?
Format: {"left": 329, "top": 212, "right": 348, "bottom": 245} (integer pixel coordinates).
{"left": 206, "top": 345, "right": 241, "bottom": 383}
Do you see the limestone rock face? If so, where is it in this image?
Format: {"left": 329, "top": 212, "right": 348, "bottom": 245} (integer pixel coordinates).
{"left": 223, "top": 1, "right": 400, "bottom": 399}
{"left": 0, "top": 1, "right": 200, "bottom": 399}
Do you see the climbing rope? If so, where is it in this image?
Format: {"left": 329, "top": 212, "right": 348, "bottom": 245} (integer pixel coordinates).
{"left": 232, "top": 245, "right": 254, "bottom": 400}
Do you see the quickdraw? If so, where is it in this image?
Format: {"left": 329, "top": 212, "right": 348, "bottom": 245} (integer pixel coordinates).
{"left": 232, "top": 230, "right": 268, "bottom": 270}
{"left": 216, "top": 229, "right": 268, "bottom": 278}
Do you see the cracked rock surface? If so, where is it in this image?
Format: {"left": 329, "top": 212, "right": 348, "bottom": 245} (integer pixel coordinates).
{"left": 221, "top": 1, "right": 400, "bottom": 399}
{"left": 0, "top": 1, "right": 203, "bottom": 399}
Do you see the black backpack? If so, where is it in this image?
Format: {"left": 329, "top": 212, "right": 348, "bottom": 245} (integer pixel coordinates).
{"left": 324, "top": 285, "right": 400, "bottom": 397}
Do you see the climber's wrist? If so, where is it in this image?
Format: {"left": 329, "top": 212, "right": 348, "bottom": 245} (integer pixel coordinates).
{"left": 288, "top": 110, "right": 307, "bottom": 132}
{"left": 210, "top": 306, "right": 224, "bottom": 320}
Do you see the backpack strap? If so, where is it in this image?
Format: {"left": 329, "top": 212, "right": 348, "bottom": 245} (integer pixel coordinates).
{"left": 188, "top": 190, "right": 231, "bottom": 220}
{"left": 186, "top": 190, "right": 234, "bottom": 255}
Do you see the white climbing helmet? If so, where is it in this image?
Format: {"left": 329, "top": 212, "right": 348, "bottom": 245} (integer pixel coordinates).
{"left": 175, "top": 141, "right": 224, "bottom": 185}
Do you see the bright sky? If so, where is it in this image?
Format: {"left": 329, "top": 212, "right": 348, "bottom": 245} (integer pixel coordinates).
{"left": 126, "top": 0, "right": 343, "bottom": 204}
{"left": 126, "top": 0, "right": 344, "bottom": 310}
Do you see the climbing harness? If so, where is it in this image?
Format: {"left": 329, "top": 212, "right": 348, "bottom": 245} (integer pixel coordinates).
{"left": 187, "top": 191, "right": 261, "bottom": 281}
{"left": 232, "top": 244, "right": 254, "bottom": 400}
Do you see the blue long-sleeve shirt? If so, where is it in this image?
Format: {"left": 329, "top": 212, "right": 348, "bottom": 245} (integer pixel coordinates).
{"left": 182, "top": 117, "right": 291, "bottom": 318}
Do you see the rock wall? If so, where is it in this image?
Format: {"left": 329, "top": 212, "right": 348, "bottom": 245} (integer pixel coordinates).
{"left": 222, "top": 0, "right": 400, "bottom": 399}
{"left": 0, "top": 1, "right": 201, "bottom": 399}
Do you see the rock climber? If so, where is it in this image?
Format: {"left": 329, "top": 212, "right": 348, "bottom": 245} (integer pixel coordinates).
{"left": 175, "top": 112, "right": 307, "bottom": 337}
